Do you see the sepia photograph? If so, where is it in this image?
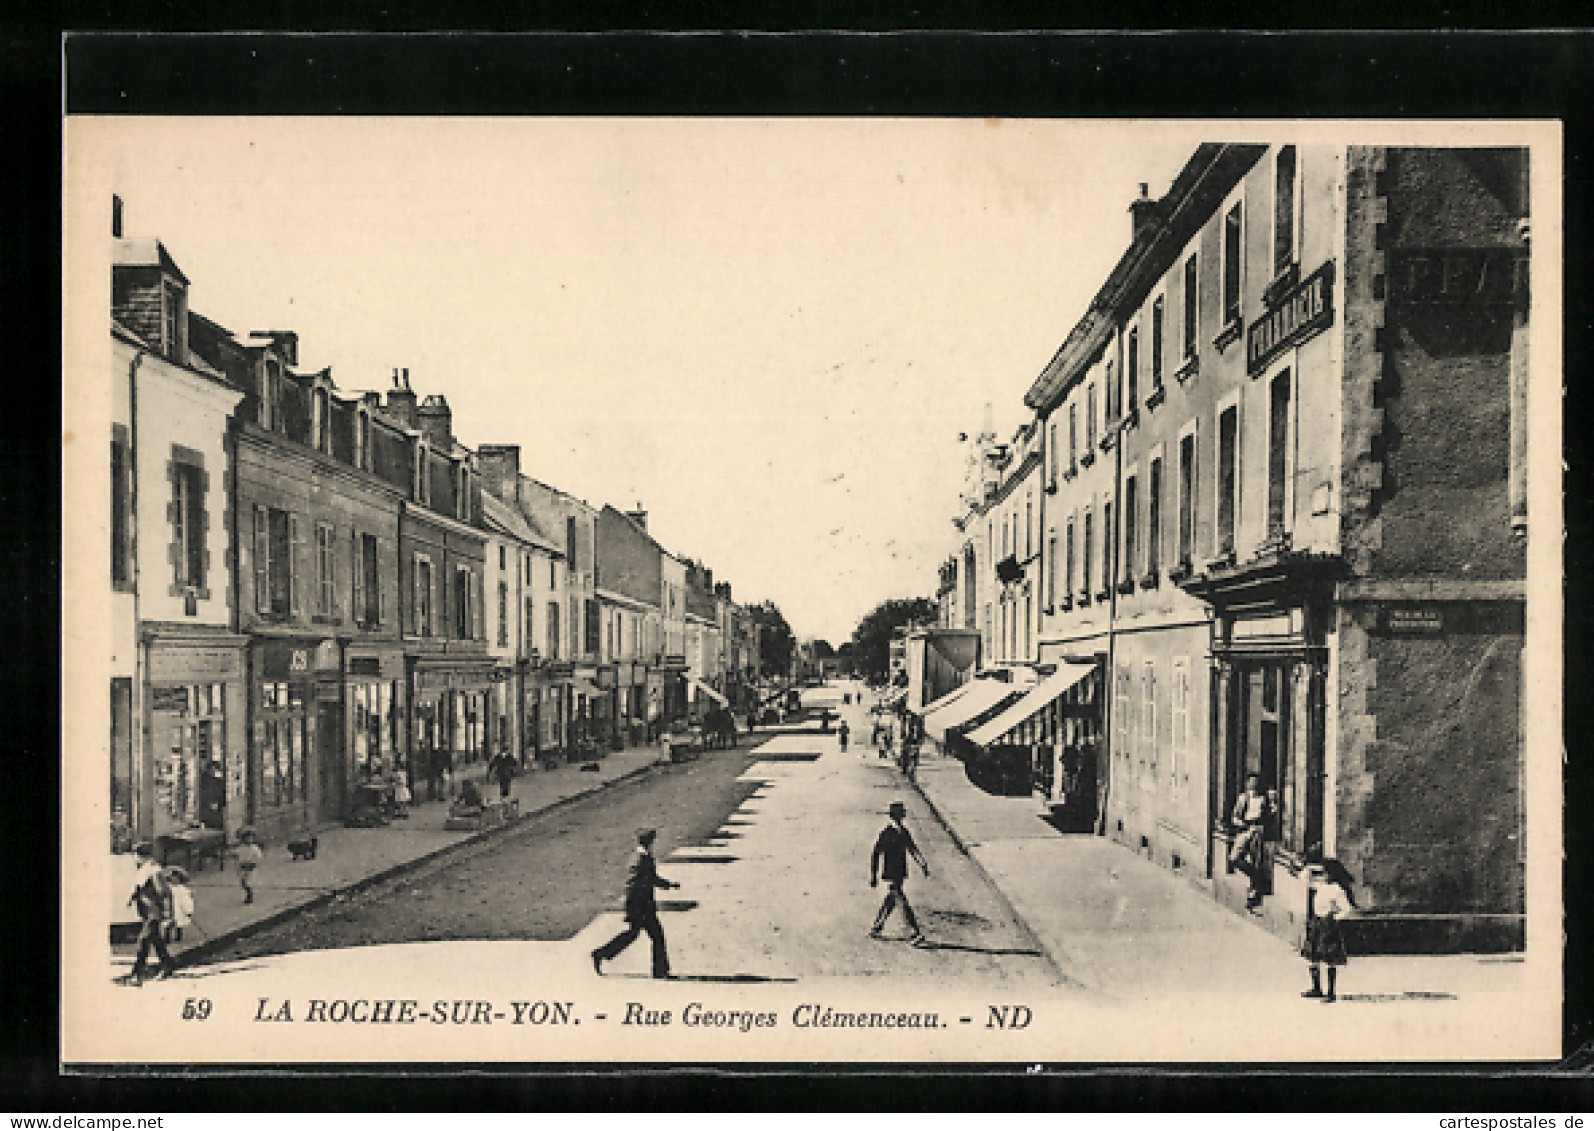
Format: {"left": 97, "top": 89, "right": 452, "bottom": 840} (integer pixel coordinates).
{"left": 60, "top": 101, "right": 1562, "bottom": 1067}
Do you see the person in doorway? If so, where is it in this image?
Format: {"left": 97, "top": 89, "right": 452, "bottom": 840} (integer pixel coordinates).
{"left": 489, "top": 750, "right": 516, "bottom": 800}
{"left": 838, "top": 719, "right": 850, "bottom": 752}
{"left": 870, "top": 800, "right": 930, "bottom": 946}
{"left": 1229, "top": 774, "right": 1275, "bottom": 912}
{"left": 235, "top": 828, "right": 263, "bottom": 904}
{"left": 592, "top": 828, "right": 680, "bottom": 979}
{"left": 1302, "top": 853, "right": 1358, "bottom": 1002}
{"left": 123, "top": 842, "right": 175, "bottom": 984}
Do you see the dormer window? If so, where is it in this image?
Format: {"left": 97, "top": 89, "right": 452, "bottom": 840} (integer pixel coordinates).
{"left": 413, "top": 440, "right": 430, "bottom": 505}
{"left": 161, "top": 278, "right": 187, "bottom": 363}
{"left": 312, "top": 387, "right": 331, "bottom": 454}
{"left": 354, "top": 407, "right": 371, "bottom": 471}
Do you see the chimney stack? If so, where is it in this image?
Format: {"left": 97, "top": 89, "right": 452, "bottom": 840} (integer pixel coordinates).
{"left": 476, "top": 444, "right": 522, "bottom": 504}
{"left": 1129, "top": 182, "right": 1159, "bottom": 241}
{"left": 386, "top": 367, "right": 418, "bottom": 429}
{"left": 627, "top": 503, "right": 648, "bottom": 532}
{"left": 112, "top": 195, "right": 123, "bottom": 238}
{"left": 418, "top": 394, "right": 453, "bottom": 450}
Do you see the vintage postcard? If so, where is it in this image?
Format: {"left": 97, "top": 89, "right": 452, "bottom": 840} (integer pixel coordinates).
{"left": 61, "top": 115, "right": 1562, "bottom": 1065}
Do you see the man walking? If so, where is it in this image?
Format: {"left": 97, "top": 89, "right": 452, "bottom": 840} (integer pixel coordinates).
{"left": 592, "top": 828, "right": 680, "bottom": 979}
{"left": 869, "top": 800, "right": 930, "bottom": 947}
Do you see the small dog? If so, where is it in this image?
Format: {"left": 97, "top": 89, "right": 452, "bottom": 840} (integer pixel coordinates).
{"left": 286, "top": 836, "right": 319, "bottom": 861}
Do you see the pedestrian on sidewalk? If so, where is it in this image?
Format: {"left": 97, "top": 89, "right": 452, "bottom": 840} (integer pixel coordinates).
{"left": 122, "top": 843, "right": 175, "bottom": 984}
{"left": 592, "top": 828, "right": 680, "bottom": 979}
{"left": 1302, "top": 853, "right": 1358, "bottom": 1002}
{"left": 163, "top": 864, "right": 194, "bottom": 944}
{"left": 1228, "top": 774, "right": 1275, "bottom": 912}
{"left": 236, "top": 828, "right": 262, "bottom": 905}
{"left": 869, "top": 800, "right": 930, "bottom": 947}
{"left": 489, "top": 750, "right": 516, "bottom": 800}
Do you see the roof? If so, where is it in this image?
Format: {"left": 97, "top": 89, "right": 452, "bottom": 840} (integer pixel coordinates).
{"left": 113, "top": 237, "right": 189, "bottom": 285}
{"left": 481, "top": 490, "right": 560, "bottom": 553}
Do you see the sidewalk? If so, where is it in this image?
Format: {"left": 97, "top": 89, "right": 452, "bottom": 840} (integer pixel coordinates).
{"left": 833, "top": 680, "right": 1532, "bottom": 1007}
{"left": 114, "top": 744, "right": 666, "bottom": 967}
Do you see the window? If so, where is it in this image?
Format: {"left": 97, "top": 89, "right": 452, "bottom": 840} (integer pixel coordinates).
{"left": 525, "top": 596, "right": 535, "bottom": 654}
{"left": 1048, "top": 421, "right": 1058, "bottom": 487}
{"left": 312, "top": 388, "right": 330, "bottom": 453}
{"left": 1047, "top": 530, "right": 1058, "bottom": 607}
{"left": 1147, "top": 457, "right": 1163, "bottom": 578}
{"left": 1178, "top": 432, "right": 1197, "bottom": 568}
{"left": 1274, "top": 145, "right": 1297, "bottom": 277}
{"left": 546, "top": 600, "right": 561, "bottom": 659}
{"left": 1218, "top": 406, "right": 1239, "bottom": 556}
{"left": 1025, "top": 495, "right": 1033, "bottom": 559}
{"left": 415, "top": 554, "right": 434, "bottom": 636}
{"left": 1267, "top": 369, "right": 1292, "bottom": 538}
{"left": 1150, "top": 297, "right": 1165, "bottom": 391}
{"left": 498, "top": 580, "right": 510, "bottom": 646}
{"left": 161, "top": 278, "right": 185, "bottom": 362}
{"left": 1101, "top": 501, "right": 1114, "bottom": 594}
{"left": 172, "top": 458, "right": 206, "bottom": 592}
{"left": 1068, "top": 403, "right": 1078, "bottom": 469}
{"left": 1182, "top": 253, "right": 1199, "bottom": 360}
{"left": 585, "top": 598, "right": 601, "bottom": 656}
{"left": 1223, "top": 202, "right": 1243, "bottom": 325}
{"left": 549, "top": 557, "right": 557, "bottom": 589}
{"left": 456, "top": 466, "right": 472, "bottom": 523}
{"left": 355, "top": 409, "right": 371, "bottom": 470}
{"left": 353, "top": 532, "right": 380, "bottom": 626}
{"left": 1065, "top": 518, "right": 1076, "bottom": 601}
{"left": 1126, "top": 327, "right": 1139, "bottom": 415}
{"left": 1122, "top": 474, "right": 1138, "bottom": 587}
{"left": 499, "top": 545, "right": 507, "bottom": 571}
{"left": 1171, "top": 657, "right": 1190, "bottom": 795}
{"left": 413, "top": 441, "right": 429, "bottom": 505}
{"left": 566, "top": 516, "right": 578, "bottom": 575}
{"left": 1082, "top": 511, "right": 1094, "bottom": 599}
{"left": 254, "top": 506, "right": 296, "bottom": 618}
{"left": 315, "top": 522, "right": 336, "bottom": 617}
{"left": 1085, "top": 384, "right": 1098, "bottom": 449}
{"left": 1115, "top": 661, "right": 1133, "bottom": 779}
{"left": 455, "top": 565, "right": 475, "bottom": 639}
{"left": 111, "top": 431, "right": 132, "bottom": 589}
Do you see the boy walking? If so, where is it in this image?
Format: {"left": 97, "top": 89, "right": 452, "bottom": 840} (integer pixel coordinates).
{"left": 592, "top": 828, "right": 680, "bottom": 979}
{"left": 236, "top": 828, "right": 263, "bottom": 904}
{"left": 869, "top": 800, "right": 930, "bottom": 946}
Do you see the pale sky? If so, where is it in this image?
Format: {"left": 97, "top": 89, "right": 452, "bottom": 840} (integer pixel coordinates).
{"left": 73, "top": 117, "right": 1198, "bottom": 644}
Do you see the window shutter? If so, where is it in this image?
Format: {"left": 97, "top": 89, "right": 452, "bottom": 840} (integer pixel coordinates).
{"left": 254, "top": 507, "right": 270, "bottom": 615}
{"left": 352, "top": 531, "right": 366, "bottom": 627}
{"left": 289, "top": 513, "right": 304, "bottom": 616}
{"left": 412, "top": 556, "right": 422, "bottom": 635}
{"left": 376, "top": 539, "right": 387, "bottom": 625}
{"left": 430, "top": 562, "right": 439, "bottom": 637}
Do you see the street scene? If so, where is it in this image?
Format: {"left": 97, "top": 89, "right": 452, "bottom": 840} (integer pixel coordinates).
{"left": 66, "top": 119, "right": 1556, "bottom": 1063}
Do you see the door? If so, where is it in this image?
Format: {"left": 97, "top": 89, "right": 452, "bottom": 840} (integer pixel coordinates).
{"left": 317, "top": 698, "right": 344, "bottom": 823}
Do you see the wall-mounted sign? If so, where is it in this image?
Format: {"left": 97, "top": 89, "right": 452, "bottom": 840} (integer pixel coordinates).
{"left": 1247, "top": 261, "right": 1336, "bottom": 375}
{"left": 1385, "top": 606, "right": 1444, "bottom": 634}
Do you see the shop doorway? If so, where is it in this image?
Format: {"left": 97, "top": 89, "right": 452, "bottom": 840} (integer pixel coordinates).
{"left": 1222, "top": 656, "right": 1325, "bottom": 861}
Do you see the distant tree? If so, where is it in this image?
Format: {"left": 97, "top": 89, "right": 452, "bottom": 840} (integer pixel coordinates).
{"left": 850, "top": 597, "right": 938, "bottom": 683}
{"left": 811, "top": 639, "right": 835, "bottom": 659}
{"left": 748, "top": 601, "right": 795, "bottom": 679}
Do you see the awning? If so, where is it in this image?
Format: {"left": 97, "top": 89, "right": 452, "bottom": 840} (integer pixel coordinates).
{"left": 923, "top": 679, "right": 1023, "bottom": 743}
{"left": 965, "top": 661, "right": 1097, "bottom": 748}
{"left": 689, "top": 678, "right": 728, "bottom": 707}
{"left": 917, "top": 680, "right": 976, "bottom": 719}
{"left": 570, "top": 677, "right": 604, "bottom": 699}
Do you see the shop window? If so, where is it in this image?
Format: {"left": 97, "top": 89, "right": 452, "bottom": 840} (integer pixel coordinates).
{"left": 170, "top": 451, "right": 207, "bottom": 596}
{"left": 110, "top": 678, "right": 133, "bottom": 848}
{"left": 350, "top": 680, "right": 398, "bottom": 782}
{"left": 258, "top": 681, "right": 304, "bottom": 810}
{"left": 111, "top": 430, "right": 133, "bottom": 590}
{"left": 1217, "top": 407, "right": 1239, "bottom": 557}
{"left": 353, "top": 532, "right": 381, "bottom": 627}
{"left": 1182, "top": 253, "right": 1199, "bottom": 361}
{"left": 1274, "top": 145, "right": 1297, "bottom": 278}
{"left": 153, "top": 682, "right": 228, "bottom": 834}
{"left": 315, "top": 522, "right": 336, "bottom": 618}
{"left": 1223, "top": 201, "right": 1243, "bottom": 327}
{"left": 1267, "top": 369, "right": 1292, "bottom": 541}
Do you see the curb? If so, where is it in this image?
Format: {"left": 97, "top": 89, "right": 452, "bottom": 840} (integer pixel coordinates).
{"left": 908, "top": 767, "right": 1086, "bottom": 991}
{"left": 172, "top": 760, "right": 661, "bottom": 968}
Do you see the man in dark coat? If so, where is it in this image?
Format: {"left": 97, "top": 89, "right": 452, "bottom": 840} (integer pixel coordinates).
{"left": 591, "top": 828, "right": 679, "bottom": 978}
{"left": 122, "top": 842, "right": 176, "bottom": 984}
{"left": 870, "top": 800, "right": 930, "bottom": 946}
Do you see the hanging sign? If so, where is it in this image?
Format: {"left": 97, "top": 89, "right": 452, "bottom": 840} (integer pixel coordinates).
{"left": 1247, "top": 261, "right": 1336, "bottom": 374}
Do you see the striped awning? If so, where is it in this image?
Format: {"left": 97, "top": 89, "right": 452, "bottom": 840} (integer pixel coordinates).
{"left": 923, "top": 679, "right": 1022, "bottom": 743}
{"left": 689, "top": 678, "right": 729, "bottom": 707}
{"left": 916, "top": 681, "right": 974, "bottom": 718}
{"left": 964, "top": 661, "right": 1097, "bottom": 748}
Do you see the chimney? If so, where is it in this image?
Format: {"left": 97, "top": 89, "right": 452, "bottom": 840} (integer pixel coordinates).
{"left": 112, "top": 195, "right": 123, "bottom": 238}
{"left": 627, "top": 503, "right": 648, "bottom": 532}
{"left": 704, "top": 568, "right": 713, "bottom": 591}
{"left": 476, "top": 444, "right": 521, "bottom": 503}
{"left": 418, "top": 394, "right": 453, "bottom": 450}
{"left": 1129, "top": 182, "right": 1158, "bottom": 241}
{"left": 386, "top": 367, "right": 418, "bottom": 429}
